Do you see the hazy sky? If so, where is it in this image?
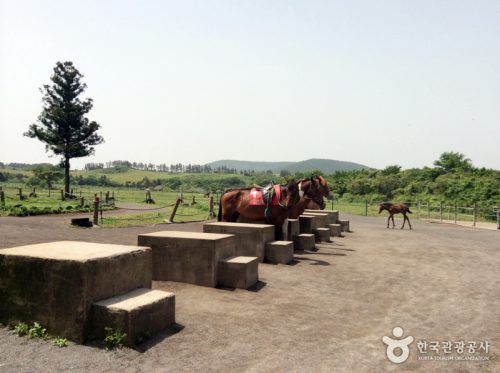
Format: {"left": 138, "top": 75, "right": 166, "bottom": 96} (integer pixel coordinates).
{"left": 1, "top": 0, "right": 499, "bottom": 170}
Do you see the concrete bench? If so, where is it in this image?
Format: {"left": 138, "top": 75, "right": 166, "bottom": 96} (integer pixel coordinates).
{"left": 0, "top": 241, "right": 152, "bottom": 342}
{"left": 218, "top": 256, "right": 259, "bottom": 289}
{"left": 265, "top": 241, "right": 294, "bottom": 264}
{"left": 138, "top": 231, "right": 234, "bottom": 287}
{"left": 203, "top": 222, "right": 275, "bottom": 262}
{"left": 91, "top": 288, "right": 175, "bottom": 346}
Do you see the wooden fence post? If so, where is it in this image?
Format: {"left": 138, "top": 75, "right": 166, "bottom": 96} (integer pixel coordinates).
{"left": 497, "top": 208, "right": 499, "bottom": 230}
{"left": 417, "top": 201, "right": 421, "bottom": 220}
{"left": 93, "top": 195, "right": 99, "bottom": 225}
{"left": 169, "top": 198, "right": 182, "bottom": 223}
{"left": 18, "top": 188, "right": 23, "bottom": 200}
{"left": 209, "top": 196, "right": 215, "bottom": 217}
{"left": 454, "top": 201, "right": 457, "bottom": 224}
{"left": 0, "top": 190, "right": 5, "bottom": 207}
{"left": 365, "top": 200, "right": 368, "bottom": 216}
{"left": 440, "top": 201, "right": 443, "bottom": 222}
{"left": 105, "top": 191, "right": 109, "bottom": 204}
{"left": 473, "top": 203, "right": 477, "bottom": 227}
{"left": 60, "top": 189, "right": 64, "bottom": 201}
{"left": 427, "top": 200, "right": 430, "bottom": 219}
{"left": 80, "top": 197, "right": 85, "bottom": 208}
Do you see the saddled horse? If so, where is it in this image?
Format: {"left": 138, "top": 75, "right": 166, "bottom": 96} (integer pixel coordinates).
{"left": 379, "top": 203, "right": 412, "bottom": 230}
{"left": 288, "top": 176, "right": 334, "bottom": 218}
{"left": 218, "top": 179, "right": 301, "bottom": 239}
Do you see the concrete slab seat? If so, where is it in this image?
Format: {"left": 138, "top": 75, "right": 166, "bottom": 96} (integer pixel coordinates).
{"left": 203, "top": 222, "right": 275, "bottom": 262}
{"left": 0, "top": 241, "right": 152, "bottom": 342}
{"left": 218, "top": 256, "right": 259, "bottom": 289}
{"left": 265, "top": 241, "right": 294, "bottom": 264}
{"left": 138, "top": 231, "right": 236, "bottom": 287}
{"left": 91, "top": 288, "right": 175, "bottom": 346}
{"left": 305, "top": 209, "right": 339, "bottom": 224}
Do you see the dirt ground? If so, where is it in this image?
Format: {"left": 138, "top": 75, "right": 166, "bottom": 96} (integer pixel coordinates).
{"left": 0, "top": 212, "right": 499, "bottom": 373}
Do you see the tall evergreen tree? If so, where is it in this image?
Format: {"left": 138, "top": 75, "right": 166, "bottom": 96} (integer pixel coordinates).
{"left": 25, "top": 61, "right": 104, "bottom": 196}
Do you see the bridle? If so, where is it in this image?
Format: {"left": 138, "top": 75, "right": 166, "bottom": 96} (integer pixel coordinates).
{"left": 298, "top": 178, "right": 327, "bottom": 208}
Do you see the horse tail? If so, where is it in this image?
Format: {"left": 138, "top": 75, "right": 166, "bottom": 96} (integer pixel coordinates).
{"left": 407, "top": 207, "right": 412, "bottom": 214}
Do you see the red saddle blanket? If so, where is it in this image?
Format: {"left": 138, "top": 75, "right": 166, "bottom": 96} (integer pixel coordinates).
{"left": 248, "top": 185, "right": 282, "bottom": 206}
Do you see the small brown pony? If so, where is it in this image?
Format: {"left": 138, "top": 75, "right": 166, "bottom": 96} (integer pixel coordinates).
{"left": 379, "top": 203, "right": 412, "bottom": 229}
{"left": 218, "top": 179, "right": 301, "bottom": 239}
{"left": 288, "top": 176, "right": 333, "bottom": 218}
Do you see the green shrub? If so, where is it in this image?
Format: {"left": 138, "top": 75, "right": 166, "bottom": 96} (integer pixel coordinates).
{"left": 103, "top": 326, "right": 126, "bottom": 350}
{"left": 14, "top": 322, "right": 30, "bottom": 336}
{"left": 54, "top": 337, "right": 68, "bottom": 347}
{"left": 27, "top": 322, "right": 48, "bottom": 339}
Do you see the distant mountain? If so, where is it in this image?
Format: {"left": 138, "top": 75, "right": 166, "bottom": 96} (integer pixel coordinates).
{"left": 206, "top": 158, "right": 370, "bottom": 174}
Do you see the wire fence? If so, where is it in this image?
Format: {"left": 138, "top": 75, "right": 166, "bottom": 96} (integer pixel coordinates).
{"left": 330, "top": 199, "right": 500, "bottom": 229}
{"left": 2, "top": 184, "right": 498, "bottom": 229}
{"left": 0, "top": 184, "right": 217, "bottom": 226}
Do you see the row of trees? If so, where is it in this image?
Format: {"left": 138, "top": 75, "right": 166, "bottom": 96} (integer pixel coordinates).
{"left": 2, "top": 152, "right": 498, "bottom": 206}
{"left": 327, "top": 152, "right": 499, "bottom": 206}
{"left": 83, "top": 161, "right": 239, "bottom": 174}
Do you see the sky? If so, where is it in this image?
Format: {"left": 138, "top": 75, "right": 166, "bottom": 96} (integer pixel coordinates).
{"left": 0, "top": 0, "right": 499, "bottom": 170}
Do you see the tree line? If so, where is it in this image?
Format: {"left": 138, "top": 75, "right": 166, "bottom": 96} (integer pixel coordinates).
{"left": 83, "top": 161, "right": 238, "bottom": 174}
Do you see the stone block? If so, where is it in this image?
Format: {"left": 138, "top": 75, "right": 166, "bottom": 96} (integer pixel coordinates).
{"left": 329, "top": 223, "right": 342, "bottom": 237}
{"left": 138, "top": 231, "right": 235, "bottom": 287}
{"left": 302, "top": 212, "right": 329, "bottom": 228}
{"left": 339, "top": 220, "right": 350, "bottom": 232}
{"left": 312, "top": 228, "right": 331, "bottom": 243}
{"left": 305, "top": 209, "right": 339, "bottom": 224}
{"left": 299, "top": 215, "right": 316, "bottom": 233}
{"left": 218, "top": 256, "right": 259, "bottom": 289}
{"left": 286, "top": 219, "right": 300, "bottom": 241}
{"left": 0, "top": 241, "right": 151, "bottom": 342}
{"left": 265, "top": 241, "right": 294, "bottom": 264}
{"left": 292, "top": 233, "right": 315, "bottom": 251}
{"left": 91, "top": 288, "right": 175, "bottom": 346}
{"left": 203, "top": 222, "right": 275, "bottom": 262}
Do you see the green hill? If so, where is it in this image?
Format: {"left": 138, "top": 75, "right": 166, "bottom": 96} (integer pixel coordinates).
{"left": 206, "top": 158, "right": 369, "bottom": 173}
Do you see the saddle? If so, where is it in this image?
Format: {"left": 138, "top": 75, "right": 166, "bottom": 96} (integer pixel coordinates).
{"left": 248, "top": 183, "right": 282, "bottom": 206}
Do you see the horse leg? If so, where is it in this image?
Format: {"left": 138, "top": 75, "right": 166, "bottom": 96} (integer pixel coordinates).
{"left": 391, "top": 215, "right": 395, "bottom": 229}
{"left": 274, "top": 225, "right": 284, "bottom": 240}
{"left": 401, "top": 213, "right": 406, "bottom": 229}
{"left": 407, "top": 215, "right": 412, "bottom": 230}
{"left": 387, "top": 216, "right": 390, "bottom": 228}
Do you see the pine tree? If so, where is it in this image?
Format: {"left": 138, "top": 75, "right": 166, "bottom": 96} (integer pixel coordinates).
{"left": 25, "top": 61, "right": 104, "bottom": 197}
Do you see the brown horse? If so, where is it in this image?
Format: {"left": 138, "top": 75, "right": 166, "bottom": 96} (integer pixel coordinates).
{"left": 379, "top": 203, "right": 412, "bottom": 229}
{"left": 218, "top": 179, "right": 301, "bottom": 239}
{"left": 288, "top": 176, "right": 333, "bottom": 218}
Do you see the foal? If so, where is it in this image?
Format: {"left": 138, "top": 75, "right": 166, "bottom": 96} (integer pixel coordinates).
{"left": 379, "top": 203, "right": 412, "bottom": 230}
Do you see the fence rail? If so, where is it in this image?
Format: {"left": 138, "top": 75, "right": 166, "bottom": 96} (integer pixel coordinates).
{"left": 330, "top": 199, "right": 499, "bottom": 229}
